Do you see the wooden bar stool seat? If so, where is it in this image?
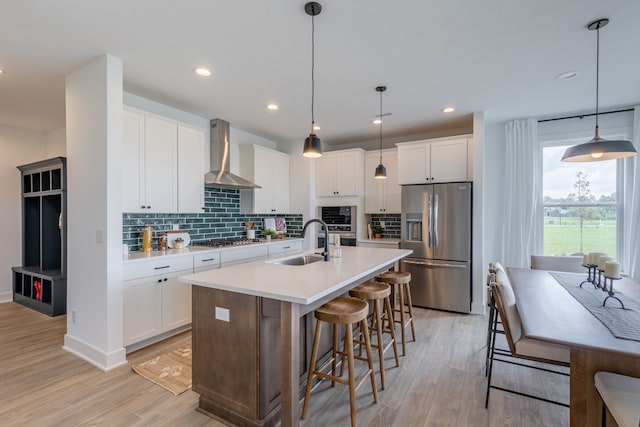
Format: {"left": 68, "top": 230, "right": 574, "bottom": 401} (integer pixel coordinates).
{"left": 349, "top": 281, "right": 400, "bottom": 390}
{"left": 376, "top": 271, "right": 416, "bottom": 356}
{"left": 301, "top": 297, "right": 378, "bottom": 427}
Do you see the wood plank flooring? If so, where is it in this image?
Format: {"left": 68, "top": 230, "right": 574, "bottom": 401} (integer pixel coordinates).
{"left": 0, "top": 302, "right": 569, "bottom": 426}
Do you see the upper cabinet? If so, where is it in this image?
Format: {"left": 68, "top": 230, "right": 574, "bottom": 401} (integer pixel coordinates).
{"left": 239, "top": 144, "right": 290, "bottom": 214}
{"left": 396, "top": 137, "right": 471, "bottom": 185}
{"left": 123, "top": 108, "right": 205, "bottom": 213}
{"left": 315, "top": 149, "right": 364, "bottom": 197}
{"left": 364, "top": 149, "right": 401, "bottom": 213}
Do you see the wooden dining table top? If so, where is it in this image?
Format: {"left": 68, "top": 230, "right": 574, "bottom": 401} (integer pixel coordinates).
{"left": 507, "top": 267, "right": 640, "bottom": 357}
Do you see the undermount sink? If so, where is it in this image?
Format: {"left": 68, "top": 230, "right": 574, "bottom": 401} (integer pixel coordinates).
{"left": 269, "top": 254, "right": 325, "bottom": 266}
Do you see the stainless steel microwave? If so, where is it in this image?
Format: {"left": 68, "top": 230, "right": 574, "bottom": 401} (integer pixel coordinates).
{"left": 319, "top": 206, "right": 356, "bottom": 233}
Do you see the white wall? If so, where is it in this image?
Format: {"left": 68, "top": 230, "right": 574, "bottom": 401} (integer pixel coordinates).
{"left": 0, "top": 125, "right": 47, "bottom": 302}
{"left": 46, "top": 127, "right": 67, "bottom": 157}
{"left": 63, "top": 55, "right": 126, "bottom": 371}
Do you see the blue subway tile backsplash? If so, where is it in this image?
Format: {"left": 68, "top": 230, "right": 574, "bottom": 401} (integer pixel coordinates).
{"left": 369, "top": 213, "right": 401, "bottom": 238}
{"left": 123, "top": 187, "right": 303, "bottom": 252}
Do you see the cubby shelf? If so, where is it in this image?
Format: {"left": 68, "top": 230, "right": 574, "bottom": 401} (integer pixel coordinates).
{"left": 13, "top": 157, "right": 67, "bottom": 317}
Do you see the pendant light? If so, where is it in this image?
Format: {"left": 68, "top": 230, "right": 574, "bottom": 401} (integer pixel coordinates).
{"left": 302, "top": 2, "right": 322, "bottom": 158}
{"left": 561, "top": 19, "right": 637, "bottom": 162}
{"left": 374, "top": 86, "right": 387, "bottom": 179}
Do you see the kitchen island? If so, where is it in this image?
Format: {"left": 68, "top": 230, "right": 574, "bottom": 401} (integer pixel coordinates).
{"left": 179, "top": 246, "right": 412, "bottom": 427}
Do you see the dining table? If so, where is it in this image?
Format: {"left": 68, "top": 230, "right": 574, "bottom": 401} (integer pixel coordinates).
{"left": 507, "top": 267, "right": 640, "bottom": 427}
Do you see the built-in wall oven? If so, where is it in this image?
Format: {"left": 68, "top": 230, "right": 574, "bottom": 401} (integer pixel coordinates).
{"left": 318, "top": 206, "right": 357, "bottom": 247}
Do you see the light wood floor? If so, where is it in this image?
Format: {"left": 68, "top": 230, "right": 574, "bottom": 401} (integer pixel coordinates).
{"left": 0, "top": 302, "right": 569, "bottom": 426}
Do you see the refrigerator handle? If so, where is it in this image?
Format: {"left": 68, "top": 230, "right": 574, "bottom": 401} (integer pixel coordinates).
{"left": 427, "top": 193, "right": 433, "bottom": 247}
{"left": 434, "top": 193, "right": 439, "bottom": 247}
{"left": 402, "top": 260, "right": 467, "bottom": 269}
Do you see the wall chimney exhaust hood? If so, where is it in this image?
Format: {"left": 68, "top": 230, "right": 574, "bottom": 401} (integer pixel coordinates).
{"left": 204, "top": 119, "right": 261, "bottom": 189}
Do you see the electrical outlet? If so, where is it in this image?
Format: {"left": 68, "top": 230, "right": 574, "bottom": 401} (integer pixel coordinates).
{"left": 71, "top": 310, "right": 77, "bottom": 323}
{"left": 172, "top": 224, "right": 179, "bottom": 230}
{"left": 380, "top": 221, "right": 385, "bottom": 228}
{"left": 215, "top": 306, "right": 230, "bottom": 322}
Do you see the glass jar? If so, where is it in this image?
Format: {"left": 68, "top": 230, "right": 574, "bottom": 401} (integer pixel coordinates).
{"left": 142, "top": 224, "right": 152, "bottom": 252}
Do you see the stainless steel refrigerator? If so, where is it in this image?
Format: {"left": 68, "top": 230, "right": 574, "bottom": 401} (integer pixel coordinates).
{"left": 400, "top": 183, "right": 472, "bottom": 313}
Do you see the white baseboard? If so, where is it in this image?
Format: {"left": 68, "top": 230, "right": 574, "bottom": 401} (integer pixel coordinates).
{"left": 63, "top": 334, "right": 127, "bottom": 372}
{"left": 0, "top": 291, "right": 13, "bottom": 304}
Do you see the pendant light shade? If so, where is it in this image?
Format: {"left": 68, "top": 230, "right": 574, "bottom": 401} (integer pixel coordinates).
{"left": 302, "top": 2, "right": 323, "bottom": 158}
{"left": 561, "top": 19, "right": 637, "bottom": 162}
{"left": 374, "top": 86, "right": 387, "bottom": 179}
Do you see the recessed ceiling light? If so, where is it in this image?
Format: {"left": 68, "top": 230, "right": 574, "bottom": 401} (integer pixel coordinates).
{"left": 442, "top": 107, "right": 455, "bottom": 113}
{"left": 194, "top": 67, "right": 212, "bottom": 77}
{"left": 556, "top": 71, "right": 579, "bottom": 80}
{"left": 266, "top": 104, "right": 279, "bottom": 111}
{"left": 372, "top": 118, "right": 382, "bottom": 125}
{"left": 313, "top": 124, "right": 320, "bottom": 131}
{"left": 0, "top": 68, "right": 4, "bottom": 75}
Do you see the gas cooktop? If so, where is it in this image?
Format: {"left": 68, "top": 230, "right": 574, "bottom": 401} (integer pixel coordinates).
{"left": 194, "top": 237, "right": 262, "bottom": 248}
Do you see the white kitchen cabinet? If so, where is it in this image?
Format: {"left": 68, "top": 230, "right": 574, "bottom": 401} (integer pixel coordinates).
{"left": 177, "top": 125, "right": 205, "bottom": 213}
{"left": 240, "top": 144, "right": 290, "bottom": 214}
{"left": 123, "top": 256, "right": 193, "bottom": 347}
{"left": 220, "top": 245, "right": 269, "bottom": 267}
{"left": 122, "top": 107, "right": 205, "bottom": 213}
{"left": 267, "top": 240, "right": 303, "bottom": 259}
{"left": 396, "top": 137, "right": 470, "bottom": 184}
{"left": 315, "top": 149, "right": 364, "bottom": 197}
{"left": 364, "top": 149, "right": 401, "bottom": 213}
{"left": 193, "top": 250, "right": 221, "bottom": 273}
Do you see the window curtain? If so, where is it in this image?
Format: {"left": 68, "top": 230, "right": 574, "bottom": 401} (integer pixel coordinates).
{"left": 623, "top": 106, "right": 640, "bottom": 277}
{"left": 502, "top": 118, "right": 542, "bottom": 268}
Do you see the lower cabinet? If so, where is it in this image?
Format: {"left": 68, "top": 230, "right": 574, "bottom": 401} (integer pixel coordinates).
{"left": 123, "top": 257, "right": 193, "bottom": 347}
{"left": 193, "top": 286, "right": 335, "bottom": 425}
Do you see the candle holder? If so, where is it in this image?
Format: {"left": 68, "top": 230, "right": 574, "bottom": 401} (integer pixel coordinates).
{"left": 601, "top": 276, "right": 624, "bottom": 309}
{"left": 580, "top": 264, "right": 598, "bottom": 288}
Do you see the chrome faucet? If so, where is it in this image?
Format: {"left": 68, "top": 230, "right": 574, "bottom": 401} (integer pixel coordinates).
{"left": 300, "top": 218, "right": 330, "bottom": 261}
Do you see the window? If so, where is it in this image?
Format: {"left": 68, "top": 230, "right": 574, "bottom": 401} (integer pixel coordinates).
{"left": 542, "top": 144, "right": 617, "bottom": 257}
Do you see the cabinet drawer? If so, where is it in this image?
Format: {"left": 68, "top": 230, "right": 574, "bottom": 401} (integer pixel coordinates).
{"left": 124, "top": 256, "right": 194, "bottom": 281}
{"left": 194, "top": 250, "right": 221, "bottom": 271}
{"left": 268, "top": 241, "right": 302, "bottom": 259}
{"left": 220, "top": 245, "right": 268, "bottom": 266}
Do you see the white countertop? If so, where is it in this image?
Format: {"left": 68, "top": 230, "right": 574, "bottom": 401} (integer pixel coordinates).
{"left": 357, "top": 238, "right": 401, "bottom": 244}
{"left": 179, "top": 246, "right": 412, "bottom": 305}
{"left": 123, "top": 238, "right": 303, "bottom": 263}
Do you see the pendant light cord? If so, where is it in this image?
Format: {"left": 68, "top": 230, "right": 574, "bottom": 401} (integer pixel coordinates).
{"left": 379, "top": 90, "right": 383, "bottom": 163}
{"left": 310, "top": 13, "right": 316, "bottom": 132}
{"left": 595, "top": 23, "right": 600, "bottom": 131}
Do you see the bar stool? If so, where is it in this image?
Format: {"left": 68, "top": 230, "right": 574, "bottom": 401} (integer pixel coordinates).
{"left": 349, "top": 281, "right": 400, "bottom": 390}
{"left": 376, "top": 271, "right": 416, "bottom": 356}
{"left": 301, "top": 297, "right": 378, "bottom": 427}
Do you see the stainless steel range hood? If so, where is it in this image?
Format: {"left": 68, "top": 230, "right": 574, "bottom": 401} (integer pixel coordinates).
{"left": 204, "top": 119, "right": 260, "bottom": 189}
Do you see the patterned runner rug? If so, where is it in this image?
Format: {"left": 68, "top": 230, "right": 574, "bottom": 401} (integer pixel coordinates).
{"left": 132, "top": 345, "right": 192, "bottom": 395}
{"left": 549, "top": 272, "right": 640, "bottom": 342}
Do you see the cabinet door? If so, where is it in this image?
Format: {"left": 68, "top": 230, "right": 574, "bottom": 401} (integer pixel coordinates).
{"left": 430, "top": 138, "right": 468, "bottom": 182}
{"left": 123, "top": 277, "right": 162, "bottom": 346}
{"left": 335, "top": 151, "right": 360, "bottom": 196}
{"left": 177, "top": 126, "right": 205, "bottom": 213}
{"left": 252, "top": 146, "right": 272, "bottom": 213}
{"left": 162, "top": 271, "right": 192, "bottom": 331}
{"left": 144, "top": 116, "right": 177, "bottom": 213}
{"left": 122, "top": 111, "right": 145, "bottom": 212}
{"left": 315, "top": 154, "right": 337, "bottom": 197}
{"left": 364, "top": 152, "right": 384, "bottom": 213}
{"left": 383, "top": 151, "right": 401, "bottom": 213}
{"left": 397, "top": 143, "right": 429, "bottom": 185}
{"left": 270, "top": 151, "right": 290, "bottom": 213}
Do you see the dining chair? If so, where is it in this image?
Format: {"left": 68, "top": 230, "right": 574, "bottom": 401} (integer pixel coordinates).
{"left": 485, "top": 264, "right": 571, "bottom": 408}
{"left": 594, "top": 371, "right": 640, "bottom": 427}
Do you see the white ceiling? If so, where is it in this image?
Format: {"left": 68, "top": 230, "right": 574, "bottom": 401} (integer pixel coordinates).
{"left": 1, "top": 0, "right": 639, "bottom": 146}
